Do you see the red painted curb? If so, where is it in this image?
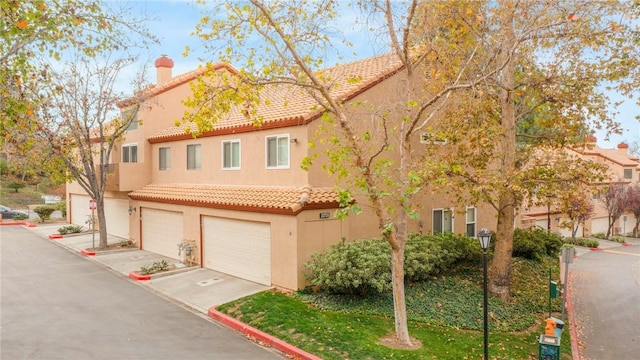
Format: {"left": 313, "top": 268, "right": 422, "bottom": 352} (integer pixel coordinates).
{"left": 589, "top": 247, "right": 602, "bottom": 251}
{"left": 80, "top": 249, "right": 96, "bottom": 256}
{"left": 26, "top": 223, "right": 37, "bottom": 227}
{"left": 622, "top": 243, "right": 633, "bottom": 246}
{"left": 128, "top": 271, "right": 150, "bottom": 281}
{"left": 208, "top": 307, "right": 321, "bottom": 360}
{"left": 48, "top": 234, "right": 63, "bottom": 240}
{"left": 566, "top": 274, "right": 581, "bottom": 360}
{"left": 0, "top": 221, "right": 31, "bottom": 226}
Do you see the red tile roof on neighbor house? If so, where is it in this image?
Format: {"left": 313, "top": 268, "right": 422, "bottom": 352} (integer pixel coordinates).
{"left": 128, "top": 183, "right": 340, "bottom": 215}
{"left": 148, "top": 53, "right": 405, "bottom": 143}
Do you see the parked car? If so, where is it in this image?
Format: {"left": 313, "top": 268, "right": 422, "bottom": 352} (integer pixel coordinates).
{"left": 0, "top": 205, "right": 27, "bottom": 219}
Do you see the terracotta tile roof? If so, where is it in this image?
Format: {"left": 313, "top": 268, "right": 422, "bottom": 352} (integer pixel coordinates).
{"left": 128, "top": 183, "right": 339, "bottom": 215}
{"left": 117, "top": 63, "right": 238, "bottom": 108}
{"left": 149, "top": 53, "right": 404, "bottom": 141}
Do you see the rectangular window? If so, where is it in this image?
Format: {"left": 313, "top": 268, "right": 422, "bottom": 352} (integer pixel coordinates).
{"left": 466, "top": 207, "right": 476, "bottom": 237}
{"left": 266, "top": 134, "right": 289, "bottom": 168}
{"left": 122, "top": 108, "right": 138, "bottom": 131}
{"left": 623, "top": 168, "right": 632, "bottom": 179}
{"left": 159, "top": 147, "right": 170, "bottom": 170}
{"left": 433, "top": 208, "right": 453, "bottom": 235}
{"left": 122, "top": 144, "right": 138, "bottom": 163}
{"left": 187, "top": 144, "right": 201, "bottom": 170}
{"left": 222, "top": 140, "right": 240, "bottom": 169}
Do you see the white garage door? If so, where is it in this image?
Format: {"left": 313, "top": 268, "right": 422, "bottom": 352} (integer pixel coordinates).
{"left": 591, "top": 217, "right": 609, "bottom": 235}
{"left": 70, "top": 195, "right": 129, "bottom": 238}
{"left": 203, "top": 217, "right": 271, "bottom": 285}
{"left": 142, "top": 208, "right": 183, "bottom": 260}
{"left": 70, "top": 194, "right": 93, "bottom": 228}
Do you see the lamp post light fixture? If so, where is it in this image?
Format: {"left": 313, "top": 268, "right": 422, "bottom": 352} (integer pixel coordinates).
{"left": 477, "top": 228, "right": 491, "bottom": 360}
{"left": 546, "top": 194, "right": 553, "bottom": 233}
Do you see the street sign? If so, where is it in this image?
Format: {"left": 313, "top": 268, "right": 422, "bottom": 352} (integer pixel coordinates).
{"left": 89, "top": 199, "right": 96, "bottom": 210}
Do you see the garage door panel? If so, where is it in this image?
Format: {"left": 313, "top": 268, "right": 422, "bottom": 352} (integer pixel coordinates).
{"left": 203, "top": 217, "right": 271, "bottom": 285}
{"left": 142, "top": 209, "right": 183, "bottom": 261}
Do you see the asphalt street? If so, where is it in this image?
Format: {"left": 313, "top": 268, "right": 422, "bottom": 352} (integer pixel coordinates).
{"left": 0, "top": 226, "right": 283, "bottom": 360}
{"left": 570, "top": 240, "right": 640, "bottom": 360}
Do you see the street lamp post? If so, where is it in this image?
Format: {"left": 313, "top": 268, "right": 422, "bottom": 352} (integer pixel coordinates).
{"left": 478, "top": 228, "right": 492, "bottom": 360}
{"left": 546, "top": 194, "right": 553, "bottom": 233}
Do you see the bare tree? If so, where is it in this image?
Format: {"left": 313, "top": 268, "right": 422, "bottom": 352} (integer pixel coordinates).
{"left": 34, "top": 55, "right": 149, "bottom": 248}
{"left": 600, "top": 182, "right": 628, "bottom": 238}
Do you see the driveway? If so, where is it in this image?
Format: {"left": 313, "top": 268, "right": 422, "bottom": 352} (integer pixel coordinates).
{"left": 570, "top": 238, "right": 640, "bottom": 360}
{"left": 1, "top": 226, "right": 283, "bottom": 360}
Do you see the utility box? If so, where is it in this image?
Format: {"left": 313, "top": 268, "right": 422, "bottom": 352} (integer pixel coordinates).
{"left": 538, "top": 334, "right": 561, "bottom": 360}
{"left": 550, "top": 281, "right": 558, "bottom": 298}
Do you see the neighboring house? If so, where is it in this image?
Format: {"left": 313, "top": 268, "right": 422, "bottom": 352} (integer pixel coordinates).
{"left": 67, "top": 54, "right": 495, "bottom": 291}
{"left": 520, "top": 137, "right": 640, "bottom": 237}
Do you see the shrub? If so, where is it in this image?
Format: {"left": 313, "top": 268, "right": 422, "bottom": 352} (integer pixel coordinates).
{"left": 139, "top": 260, "right": 171, "bottom": 275}
{"left": 304, "top": 233, "right": 480, "bottom": 295}
{"left": 592, "top": 232, "right": 606, "bottom": 239}
{"left": 512, "top": 227, "right": 563, "bottom": 260}
{"left": 564, "top": 237, "right": 599, "bottom": 248}
{"left": 12, "top": 213, "right": 28, "bottom": 220}
{"left": 7, "top": 182, "right": 26, "bottom": 193}
{"left": 57, "top": 225, "right": 83, "bottom": 235}
{"left": 609, "top": 236, "right": 626, "bottom": 243}
{"left": 56, "top": 201, "right": 67, "bottom": 217}
{"left": 33, "top": 205, "right": 56, "bottom": 222}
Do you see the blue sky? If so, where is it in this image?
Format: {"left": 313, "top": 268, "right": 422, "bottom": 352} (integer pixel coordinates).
{"left": 130, "top": 0, "right": 639, "bottom": 150}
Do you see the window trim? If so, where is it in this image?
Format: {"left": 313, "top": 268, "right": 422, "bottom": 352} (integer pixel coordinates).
{"left": 121, "top": 143, "right": 138, "bottom": 163}
{"left": 186, "top": 143, "right": 201, "bottom": 170}
{"left": 222, "top": 139, "right": 241, "bottom": 170}
{"left": 465, "top": 206, "right": 476, "bottom": 237}
{"left": 159, "top": 147, "right": 171, "bottom": 171}
{"left": 432, "top": 208, "right": 454, "bottom": 235}
{"left": 623, "top": 168, "right": 632, "bottom": 180}
{"left": 265, "top": 134, "right": 290, "bottom": 169}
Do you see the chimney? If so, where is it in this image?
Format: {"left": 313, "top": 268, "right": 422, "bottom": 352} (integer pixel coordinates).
{"left": 617, "top": 142, "right": 629, "bottom": 155}
{"left": 585, "top": 135, "right": 597, "bottom": 150}
{"left": 154, "top": 54, "right": 174, "bottom": 85}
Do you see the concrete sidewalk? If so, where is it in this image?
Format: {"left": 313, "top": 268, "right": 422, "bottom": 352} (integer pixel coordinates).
{"left": 25, "top": 223, "right": 270, "bottom": 312}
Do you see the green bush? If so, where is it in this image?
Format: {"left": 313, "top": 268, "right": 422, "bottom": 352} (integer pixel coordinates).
{"left": 56, "top": 201, "right": 67, "bottom": 217}
{"left": 564, "top": 237, "right": 599, "bottom": 248}
{"left": 57, "top": 225, "right": 83, "bottom": 235}
{"left": 512, "top": 227, "right": 563, "bottom": 260}
{"left": 7, "top": 182, "right": 25, "bottom": 193}
{"left": 12, "top": 213, "right": 28, "bottom": 220}
{"left": 304, "top": 233, "right": 481, "bottom": 295}
{"left": 33, "top": 205, "right": 56, "bottom": 222}
{"left": 592, "top": 232, "right": 606, "bottom": 239}
{"left": 609, "top": 236, "right": 626, "bottom": 244}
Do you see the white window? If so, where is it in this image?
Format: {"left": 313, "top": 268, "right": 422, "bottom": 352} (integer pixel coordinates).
{"left": 122, "top": 108, "right": 138, "bottom": 131}
{"left": 122, "top": 144, "right": 138, "bottom": 163}
{"left": 222, "top": 140, "right": 240, "bottom": 169}
{"left": 266, "top": 134, "right": 289, "bottom": 168}
{"left": 466, "top": 207, "right": 476, "bottom": 237}
{"left": 623, "top": 168, "right": 632, "bottom": 179}
{"left": 433, "top": 208, "right": 453, "bottom": 234}
{"left": 187, "top": 144, "right": 201, "bottom": 170}
{"left": 159, "top": 147, "right": 170, "bottom": 170}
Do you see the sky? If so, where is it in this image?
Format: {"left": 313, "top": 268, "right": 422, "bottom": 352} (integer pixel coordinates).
{"left": 124, "top": 0, "right": 639, "bottom": 151}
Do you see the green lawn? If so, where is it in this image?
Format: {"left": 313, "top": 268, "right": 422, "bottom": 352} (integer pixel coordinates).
{"left": 217, "top": 257, "right": 573, "bottom": 359}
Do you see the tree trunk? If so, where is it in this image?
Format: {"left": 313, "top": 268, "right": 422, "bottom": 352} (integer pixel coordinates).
{"left": 390, "top": 241, "right": 411, "bottom": 345}
{"left": 489, "top": 190, "right": 515, "bottom": 300}
{"left": 488, "top": 3, "right": 517, "bottom": 301}
{"left": 97, "top": 198, "right": 108, "bottom": 249}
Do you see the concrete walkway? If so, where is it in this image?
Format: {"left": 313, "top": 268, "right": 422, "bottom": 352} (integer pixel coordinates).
{"left": 24, "top": 223, "right": 270, "bottom": 311}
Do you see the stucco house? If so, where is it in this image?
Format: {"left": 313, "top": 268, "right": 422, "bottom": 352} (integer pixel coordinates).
{"left": 66, "top": 54, "right": 495, "bottom": 290}
{"left": 519, "top": 137, "right": 640, "bottom": 237}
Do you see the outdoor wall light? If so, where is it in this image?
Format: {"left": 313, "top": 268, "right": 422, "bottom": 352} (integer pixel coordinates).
{"left": 128, "top": 206, "right": 136, "bottom": 215}
{"left": 290, "top": 138, "right": 298, "bottom": 143}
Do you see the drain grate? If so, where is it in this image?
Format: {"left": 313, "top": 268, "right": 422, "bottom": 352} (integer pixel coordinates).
{"left": 196, "top": 278, "right": 223, "bottom": 287}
